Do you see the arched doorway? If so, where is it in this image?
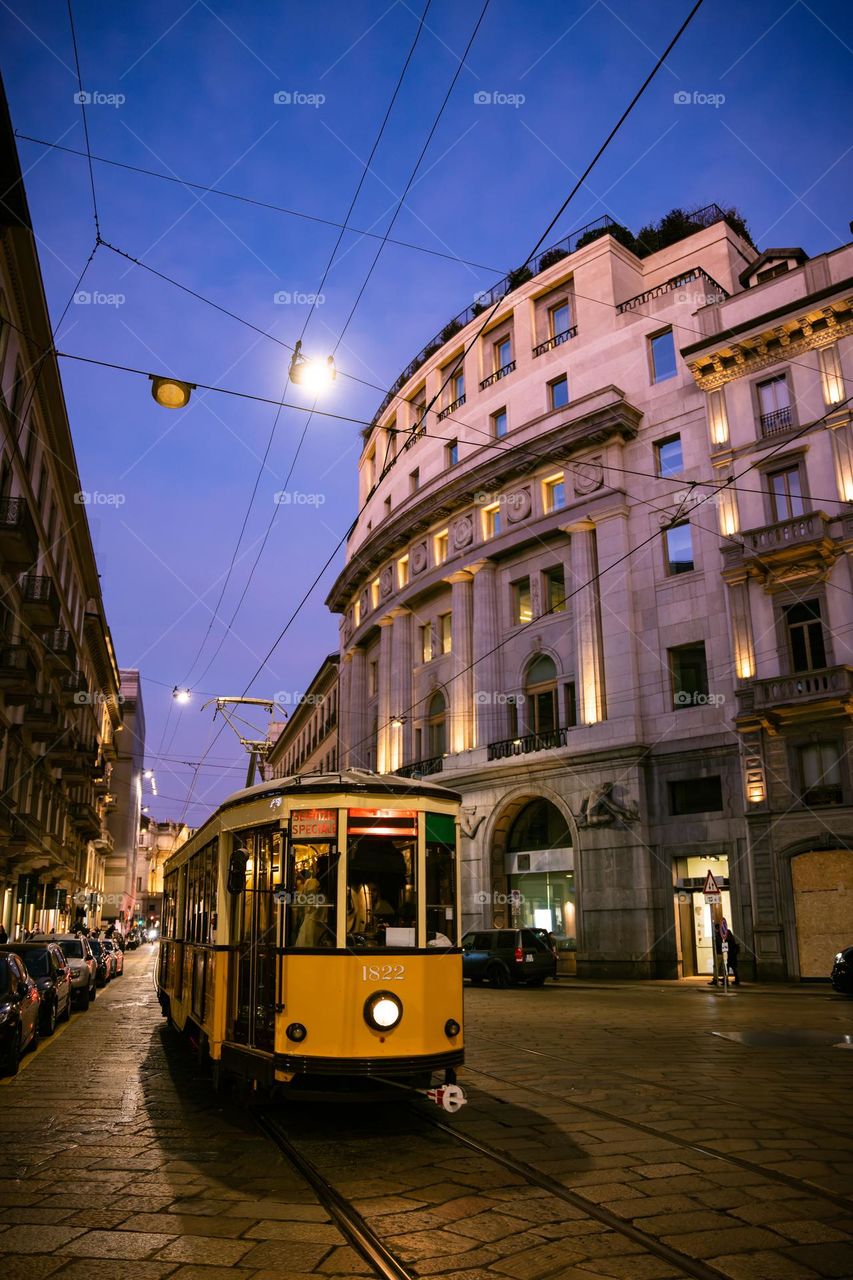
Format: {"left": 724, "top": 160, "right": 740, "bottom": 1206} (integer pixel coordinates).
{"left": 503, "top": 798, "right": 576, "bottom": 968}
{"left": 791, "top": 849, "right": 853, "bottom": 977}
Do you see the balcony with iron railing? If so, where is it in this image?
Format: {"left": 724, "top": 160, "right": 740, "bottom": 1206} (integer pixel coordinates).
{"left": 759, "top": 405, "right": 793, "bottom": 437}
{"left": 532, "top": 326, "right": 578, "bottom": 357}
{"left": 479, "top": 361, "right": 516, "bottom": 391}
{"left": 436, "top": 394, "right": 466, "bottom": 422}
{"left": 59, "top": 669, "right": 88, "bottom": 705}
{"left": 0, "top": 644, "right": 38, "bottom": 698}
{"left": 487, "top": 727, "right": 571, "bottom": 761}
{"left": 394, "top": 756, "right": 444, "bottom": 778}
{"left": 18, "top": 574, "right": 59, "bottom": 625}
{"left": 24, "top": 695, "right": 61, "bottom": 742}
{"left": 0, "top": 495, "right": 39, "bottom": 570}
{"left": 42, "top": 627, "right": 77, "bottom": 671}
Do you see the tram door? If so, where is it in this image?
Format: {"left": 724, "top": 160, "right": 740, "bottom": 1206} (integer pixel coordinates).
{"left": 230, "top": 827, "right": 281, "bottom": 1050}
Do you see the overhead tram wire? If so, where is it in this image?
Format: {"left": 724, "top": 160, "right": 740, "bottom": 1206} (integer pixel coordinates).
{"left": 14, "top": 132, "right": 503, "bottom": 274}
{"left": 170, "top": 0, "right": 710, "bottom": 820}
{"left": 180, "top": 0, "right": 435, "bottom": 690}
{"left": 189, "top": 0, "right": 491, "bottom": 693}
{"left": 67, "top": 0, "right": 100, "bottom": 237}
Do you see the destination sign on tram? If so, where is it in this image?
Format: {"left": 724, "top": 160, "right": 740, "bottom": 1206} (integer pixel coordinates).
{"left": 291, "top": 808, "right": 337, "bottom": 839}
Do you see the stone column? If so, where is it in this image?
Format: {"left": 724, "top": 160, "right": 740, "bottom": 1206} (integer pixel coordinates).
{"left": 337, "top": 651, "right": 352, "bottom": 767}
{"left": 347, "top": 646, "right": 367, "bottom": 768}
{"left": 376, "top": 617, "right": 394, "bottom": 774}
{"left": 564, "top": 520, "right": 605, "bottom": 724}
{"left": 726, "top": 572, "right": 756, "bottom": 681}
{"left": 589, "top": 507, "right": 636, "bottom": 731}
{"left": 470, "top": 559, "right": 500, "bottom": 746}
{"left": 446, "top": 571, "right": 474, "bottom": 754}
{"left": 390, "top": 608, "right": 412, "bottom": 770}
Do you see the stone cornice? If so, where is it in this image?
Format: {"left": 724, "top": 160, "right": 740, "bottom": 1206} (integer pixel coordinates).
{"left": 326, "top": 384, "right": 642, "bottom": 613}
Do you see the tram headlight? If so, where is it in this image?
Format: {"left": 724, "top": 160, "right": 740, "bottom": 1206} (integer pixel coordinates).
{"left": 286, "top": 1022, "right": 307, "bottom": 1043}
{"left": 364, "top": 991, "right": 403, "bottom": 1031}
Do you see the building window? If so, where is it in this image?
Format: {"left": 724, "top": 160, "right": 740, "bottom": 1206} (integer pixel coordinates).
{"left": 409, "top": 468, "right": 420, "bottom": 494}
{"left": 549, "top": 375, "right": 569, "bottom": 409}
{"left": 483, "top": 503, "right": 501, "bottom": 538}
{"left": 364, "top": 448, "right": 376, "bottom": 493}
{"left": 445, "top": 439, "right": 459, "bottom": 467}
{"left": 664, "top": 522, "right": 694, "bottom": 575}
{"left": 543, "top": 473, "right": 566, "bottom": 512}
{"left": 397, "top": 555, "right": 409, "bottom": 589}
{"left": 427, "top": 691, "right": 447, "bottom": 757}
{"left": 564, "top": 681, "right": 577, "bottom": 728}
{"left": 512, "top": 577, "right": 532, "bottom": 625}
{"left": 798, "top": 741, "right": 843, "bottom": 806}
{"left": 368, "top": 660, "right": 378, "bottom": 696}
{"left": 669, "top": 642, "right": 709, "bottom": 710}
{"left": 383, "top": 496, "right": 392, "bottom": 519}
{"left": 525, "top": 654, "right": 558, "bottom": 736}
{"left": 549, "top": 299, "right": 571, "bottom": 337}
{"left": 784, "top": 599, "right": 827, "bottom": 673}
{"left": 451, "top": 368, "right": 464, "bottom": 401}
{"left": 768, "top": 464, "right": 805, "bottom": 521}
{"left": 757, "top": 373, "right": 792, "bottom": 435}
{"left": 434, "top": 529, "right": 449, "bottom": 565}
{"left": 649, "top": 328, "right": 677, "bottom": 382}
{"left": 655, "top": 434, "right": 683, "bottom": 478}
{"left": 371, "top": 578, "right": 380, "bottom": 610}
{"left": 439, "top": 612, "right": 452, "bottom": 654}
{"left": 544, "top": 566, "right": 566, "bottom": 613}
{"left": 411, "top": 395, "right": 426, "bottom": 433}
{"left": 492, "top": 407, "right": 508, "bottom": 439}
{"left": 494, "top": 335, "right": 512, "bottom": 371}
{"left": 756, "top": 262, "right": 789, "bottom": 283}
{"left": 668, "top": 776, "right": 723, "bottom": 815}
{"left": 419, "top": 624, "right": 433, "bottom": 664}
{"left": 354, "top": 599, "right": 361, "bottom": 627}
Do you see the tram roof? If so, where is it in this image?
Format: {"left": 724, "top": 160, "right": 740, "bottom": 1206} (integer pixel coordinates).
{"left": 223, "top": 768, "right": 462, "bottom": 808}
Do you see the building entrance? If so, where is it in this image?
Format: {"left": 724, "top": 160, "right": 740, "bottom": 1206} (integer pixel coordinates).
{"left": 674, "top": 855, "right": 730, "bottom": 977}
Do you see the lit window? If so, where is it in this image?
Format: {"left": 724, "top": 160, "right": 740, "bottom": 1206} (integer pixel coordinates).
{"left": 664, "top": 522, "right": 694, "bottom": 575}
{"left": 446, "top": 439, "right": 459, "bottom": 467}
{"left": 669, "top": 642, "right": 709, "bottom": 710}
{"left": 495, "top": 336, "right": 512, "bottom": 370}
{"left": 545, "top": 567, "right": 565, "bottom": 613}
{"left": 512, "top": 577, "right": 532, "bottom": 625}
{"left": 397, "top": 555, "right": 409, "bottom": 588}
{"left": 549, "top": 375, "right": 568, "bottom": 409}
{"left": 483, "top": 503, "right": 501, "bottom": 538}
{"left": 543, "top": 473, "right": 566, "bottom": 512}
{"left": 420, "top": 624, "right": 433, "bottom": 663}
{"left": 492, "top": 407, "right": 508, "bottom": 438}
{"left": 371, "top": 578, "right": 380, "bottom": 610}
{"left": 434, "top": 530, "right": 449, "bottom": 565}
{"left": 650, "top": 329, "right": 677, "bottom": 382}
{"left": 768, "top": 465, "right": 805, "bottom": 521}
{"left": 549, "top": 300, "right": 570, "bottom": 336}
{"left": 439, "top": 612, "right": 452, "bottom": 654}
{"left": 655, "top": 435, "right": 683, "bottom": 478}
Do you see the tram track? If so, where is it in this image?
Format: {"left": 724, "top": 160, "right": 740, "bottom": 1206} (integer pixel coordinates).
{"left": 256, "top": 1097, "right": 738, "bottom": 1280}
{"left": 468, "top": 1043, "right": 853, "bottom": 1212}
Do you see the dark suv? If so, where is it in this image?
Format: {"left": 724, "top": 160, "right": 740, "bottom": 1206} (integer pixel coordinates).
{"left": 462, "top": 928, "right": 557, "bottom": 988}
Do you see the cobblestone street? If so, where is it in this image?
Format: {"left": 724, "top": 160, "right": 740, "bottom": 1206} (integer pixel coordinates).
{"left": 1, "top": 950, "right": 852, "bottom": 1280}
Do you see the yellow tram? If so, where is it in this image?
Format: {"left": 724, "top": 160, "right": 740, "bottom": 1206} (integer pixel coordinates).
{"left": 156, "top": 769, "right": 464, "bottom": 1094}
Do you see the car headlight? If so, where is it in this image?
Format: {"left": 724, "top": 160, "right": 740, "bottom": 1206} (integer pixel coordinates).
{"left": 364, "top": 991, "right": 403, "bottom": 1031}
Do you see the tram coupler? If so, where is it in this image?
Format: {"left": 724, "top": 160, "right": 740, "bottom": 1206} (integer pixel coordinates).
{"left": 427, "top": 1083, "right": 467, "bottom": 1113}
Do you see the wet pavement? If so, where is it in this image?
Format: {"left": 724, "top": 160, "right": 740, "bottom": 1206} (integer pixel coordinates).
{"left": 0, "top": 950, "right": 851, "bottom": 1279}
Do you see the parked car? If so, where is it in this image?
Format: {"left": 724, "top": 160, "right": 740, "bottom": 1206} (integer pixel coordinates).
{"left": 86, "top": 936, "right": 111, "bottom": 986}
{"left": 0, "top": 952, "right": 40, "bottom": 1074}
{"left": 54, "top": 935, "right": 97, "bottom": 1008}
{"left": 832, "top": 946, "right": 853, "bottom": 994}
{"left": 2, "top": 942, "right": 72, "bottom": 1034}
{"left": 462, "top": 928, "right": 558, "bottom": 987}
{"left": 102, "top": 938, "right": 123, "bottom": 976}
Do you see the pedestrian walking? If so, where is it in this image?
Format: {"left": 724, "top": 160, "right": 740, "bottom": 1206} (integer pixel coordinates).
{"left": 727, "top": 931, "right": 741, "bottom": 985}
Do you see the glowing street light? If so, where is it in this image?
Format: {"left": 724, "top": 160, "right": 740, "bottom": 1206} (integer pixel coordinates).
{"left": 172, "top": 686, "right": 191, "bottom": 704}
{"left": 150, "top": 375, "right": 195, "bottom": 409}
{"left": 288, "top": 340, "right": 335, "bottom": 394}
{"left": 143, "top": 769, "right": 154, "bottom": 780}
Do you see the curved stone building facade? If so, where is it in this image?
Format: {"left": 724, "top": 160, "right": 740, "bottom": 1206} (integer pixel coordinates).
{"left": 327, "top": 209, "right": 853, "bottom": 980}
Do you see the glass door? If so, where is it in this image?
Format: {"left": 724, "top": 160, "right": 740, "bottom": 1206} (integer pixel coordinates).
{"left": 230, "top": 827, "right": 281, "bottom": 1050}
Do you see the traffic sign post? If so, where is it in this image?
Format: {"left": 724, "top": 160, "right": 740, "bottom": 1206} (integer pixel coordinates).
{"left": 702, "top": 871, "right": 726, "bottom": 990}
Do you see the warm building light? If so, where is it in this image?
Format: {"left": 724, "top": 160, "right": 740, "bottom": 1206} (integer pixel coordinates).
{"left": 746, "top": 781, "right": 765, "bottom": 804}
{"left": 150, "top": 376, "right": 194, "bottom": 409}
{"left": 707, "top": 389, "right": 729, "bottom": 447}
{"left": 819, "top": 344, "right": 844, "bottom": 406}
{"left": 737, "top": 656, "right": 755, "bottom": 680}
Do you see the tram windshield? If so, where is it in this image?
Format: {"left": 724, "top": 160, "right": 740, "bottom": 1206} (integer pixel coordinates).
{"left": 346, "top": 808, "right": 417, "bottom": 949}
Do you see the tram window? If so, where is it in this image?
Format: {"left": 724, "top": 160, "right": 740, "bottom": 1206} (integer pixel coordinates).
{"left": 287, "top": 843, "right": 339, "bottom": 948}
{"left": 425, "top": 812, "right": 457, "bottom": 947}
{"left": 346, "top": 835, "right": 416, "bottom": 949}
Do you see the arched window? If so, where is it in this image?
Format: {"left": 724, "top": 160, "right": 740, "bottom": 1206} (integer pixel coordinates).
{"left": 524, "top": 654, "right": 558, "bottom": 737}
{"left": 508, "top": 798, "right": 572, "bottom": 852}
{"left": 427, "top": 691, "right": 447, "bottom": 757}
